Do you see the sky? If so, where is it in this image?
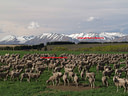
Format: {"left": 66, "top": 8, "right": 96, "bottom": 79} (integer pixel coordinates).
{"left": 0, "top": 0, "right": 128, "bottom": 38}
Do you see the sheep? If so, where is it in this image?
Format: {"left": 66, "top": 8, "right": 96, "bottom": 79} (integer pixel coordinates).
{"left": 78, "top": 64, "right": 82, "bottom": 73}
{"left": 0, "top": 70, "right": 9, "bottom": 81}
{"left": 80, "top": 69, "right": 85, "bottom": 79}
{"left": 73, "top": 73, "right": 79, "bottom": 87}
{"left": 113, "top": 76, "right": 127, "bottom": 92}
{"left": 96, "top": 64, "right": 104, "bottom": 72}
{"left": 63, "top": 72, "right": 69, "bottom": 86}
{"left": 10, "top": 69, "right": 23, "bottom": 81}
{"left": 113, "top": 63, "right": 120, "bottom": 69}
{"left": 0, "top": 63, "right": 11, "bottom": 71}
{"left": 20, "top": 73, "right": 29, "bottom": 82}
{"left": 115, "top": 69, "right": 123, "bottom": 77}
{"left": 102, "top": 76, "right": 108, "bottom": 87}
{"left": 88, "top": 77, "right": 95, "bottom": 88}
{"left": 85, "top": 71, "right": 95, "bottom": 81}
{"left": 14, "top": 64, "right": 25, "bottom": 70}
{"left": 52, "top": 72, "right": 62, "bottom": 85}
{"left": 46, "top": 74, "right": 59, "bottom": 86}
{"left": 84, "top": 63, "right": 92, "bottom": 72}
{"left": 28, "top": 71, "right": 42, "bottom": 82}
{"left": 53, "top": 65, "right": 63, "bottom": 72}
{"left": 68, "top": 71, "right": 74, "bottom": 81}
{"left": 102, "top": 69, "right": 113, "bottom": 78}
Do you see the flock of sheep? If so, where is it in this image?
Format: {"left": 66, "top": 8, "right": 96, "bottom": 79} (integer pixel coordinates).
{"left": 1, "top": 53, "right": 128, "bottom": 92}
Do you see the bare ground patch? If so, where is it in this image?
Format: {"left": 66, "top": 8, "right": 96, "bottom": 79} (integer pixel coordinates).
{"left": 47, "top": 84, "right": 100, "bottom": 91}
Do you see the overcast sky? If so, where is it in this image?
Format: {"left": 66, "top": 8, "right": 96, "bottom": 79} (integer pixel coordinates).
{"left": 0, "top": 0, "right": 128, "bottom": 38}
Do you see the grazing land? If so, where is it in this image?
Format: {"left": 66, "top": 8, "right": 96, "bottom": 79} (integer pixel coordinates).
{"left": 0, "top": 50, "right": 128, "bottom": 96}
{"left": 0, "top": 45, "right": 22, "bottom": 47}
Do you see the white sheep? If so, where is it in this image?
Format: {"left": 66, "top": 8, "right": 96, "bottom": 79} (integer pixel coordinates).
{"left": 63, "top": 72, "right": 69, "bottom": 86}
{"left": 113, "top": 76, "right": 127, "bottom": 92}
{"left": 102, "top": 76, "right": 108, "bottom": 87}
{"left": 73, "top": 73, "right": 79, "bottom": 87}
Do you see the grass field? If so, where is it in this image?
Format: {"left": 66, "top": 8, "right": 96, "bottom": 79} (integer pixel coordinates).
{"left": 0, "top": 50, "right": 128, "bottom": 96}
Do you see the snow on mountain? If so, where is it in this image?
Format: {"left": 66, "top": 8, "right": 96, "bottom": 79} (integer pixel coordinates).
{"left": 25, "top": 32, "right": 78, "bottom": 45}
{"left": 67, "top": 32, "right": 127, "bottom": 42}
{"left": 16, "top": 36, "right": 35, "bottom": 44}
{"left": 0, "top": 35, "right": 16, "bottom": 42}
{"left": 99, "top": 32, "right": 126, "bottom": 41}
{"left": 67, "top": 32, "right": 99, "bottom": 39}
{"left": 0, "top": 35, "right": 35, "bottom": 44}
{"left": 112, "top": 35, "right": 128, "bottom": 42}
{"left": 0, "top": 32, "right": 127, "bottom": 45}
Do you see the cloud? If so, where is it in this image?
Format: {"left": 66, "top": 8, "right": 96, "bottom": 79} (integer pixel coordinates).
{"left": 86, "top": 16, "right": 99, "bottom": 22}
{"left": 27, "top": 21, "right": 40, "bottom": 29}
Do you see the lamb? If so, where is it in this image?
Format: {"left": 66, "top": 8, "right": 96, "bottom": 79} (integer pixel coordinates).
{"left": 63, "top": 72, "right": 69, "bottom": 86}
{"left": 113, "top": 76, "right": 127, "bottom": 92}
{"left": 73, "top": 73, "right": 79, "bottom": 87}
{"left": 102, "top": 76, "right": 108, "bottom": 87}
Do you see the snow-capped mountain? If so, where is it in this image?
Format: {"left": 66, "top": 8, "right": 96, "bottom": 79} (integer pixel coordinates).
{"left": 112, "top": 35, "right": 128, "bottom": 42}
{"left": 25, "top": 33, "right": 78, "bottom": 45}
{"left": 0, "top": 32, "right": 127, "bottom": 45}
{"left": 0, "top": 35, "right": 35, "bottom": 44}
{"left": 67, "top": 32, "right": 126, "bottom": 42}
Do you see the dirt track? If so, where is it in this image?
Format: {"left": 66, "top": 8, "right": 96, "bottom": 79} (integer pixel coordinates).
{"left": 47, "top": 84, "right": 100, "bottom": 91}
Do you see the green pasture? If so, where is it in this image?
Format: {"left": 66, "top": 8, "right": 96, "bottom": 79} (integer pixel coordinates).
{"left": 0, "top": 51, "right": 128, "bottom": 96}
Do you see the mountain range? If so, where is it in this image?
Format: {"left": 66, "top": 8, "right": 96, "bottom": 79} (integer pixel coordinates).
{"left": 0, "top": 32, "right": 127, "bottom": 45}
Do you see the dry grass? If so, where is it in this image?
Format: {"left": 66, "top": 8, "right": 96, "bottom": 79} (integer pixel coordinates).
{"left": 0, "top": 45, "right": 23, "bottom": 47}
{"left": 46, "top": 43, "right": 128, "bottom": 51}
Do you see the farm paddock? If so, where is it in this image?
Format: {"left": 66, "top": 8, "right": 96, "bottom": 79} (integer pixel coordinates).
{"left": 0, "top": 51, "right": 128, "bottom": 96}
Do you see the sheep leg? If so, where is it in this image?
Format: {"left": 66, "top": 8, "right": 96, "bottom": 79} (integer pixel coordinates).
{"left": 75, "top": 81, "right": 78, "bottom": 87}
{"left": 59, "top": 78, "right": 61, "bottom": 85}
{"left": 20, "top": 77, "right": 23, "bottom": 82}
{"left": 5, "top": 75, "right": 8, "bottom": 81}
{"left": 123, "top": 85, "right": 126, "bottom": 93}
{"left": 64, "top": 80, "right": 66, "bottom": 86}
{"left": 106, "top": 81, "right": 108, "bottom": 87}
{"left": 56, "top": 80, "right": 59, "bottom": 86}
{"left": 85, "top": 76, "right": 87, "bottom": 80}
{"left": 27, "top": 78, "right": 29, "bottom": 82}
{"left": 52, "top": 80, "right": 55, "bottom": 86}
{"left": 93, "top": 82, "right": 95, "bottom": 88}
{"left": 28, "top": 77, "right": 31, "bottom": 82}
{"left": 117, "top": 86, "right": 119, "bottom": 92}
{"left": 102, "top": 81, "right": 105, "bottom": 86}
{"left": 67, "top": 79, "right": 70, "bottom": 86}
